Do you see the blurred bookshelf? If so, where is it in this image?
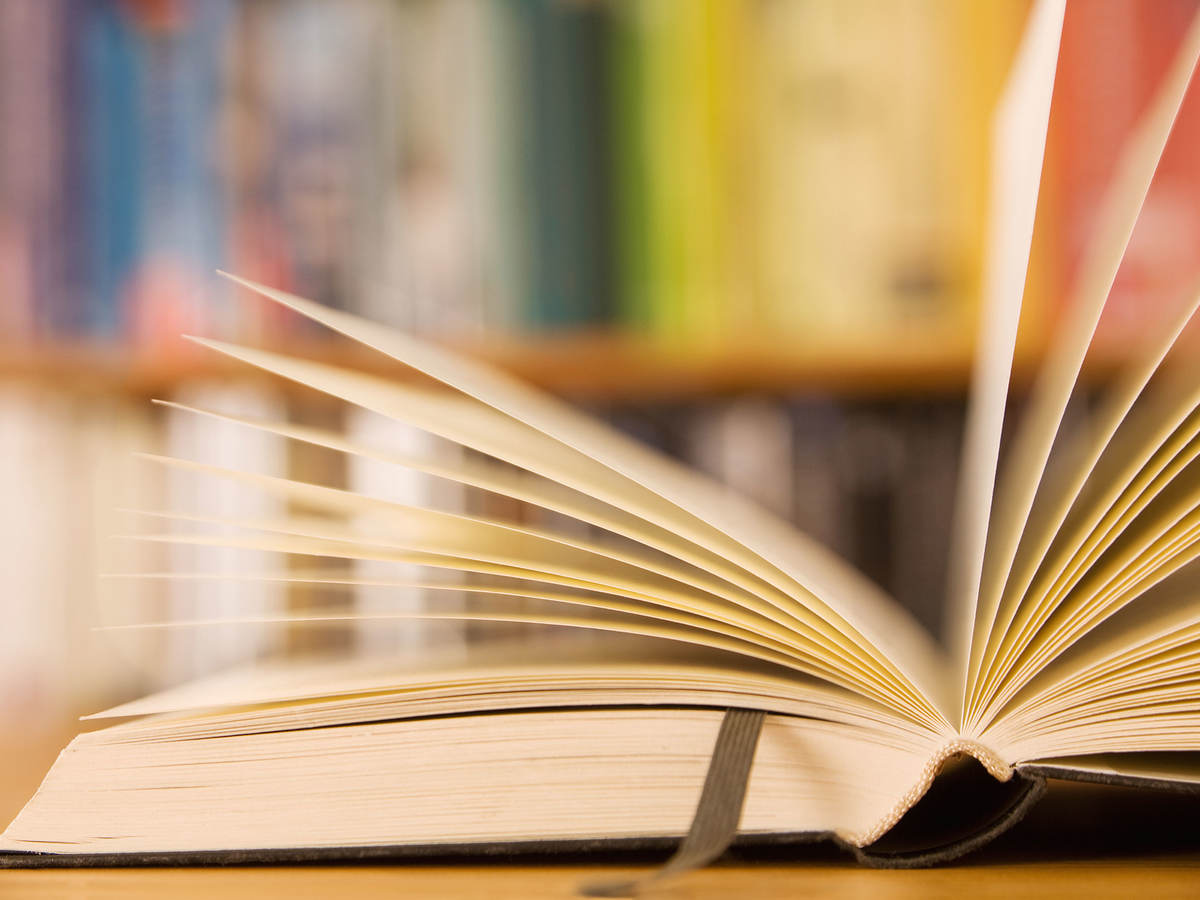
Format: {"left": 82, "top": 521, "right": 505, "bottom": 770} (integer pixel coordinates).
{"left": 0, "top": 321, "right": 1137, "bottom": 401}
{"left": 2, "top": 0, "right": 1198, "bottom": 733}
{"left": 0, "top": 329, "right": 1012, "bottom": 401}
{"left": 1, "top": 0, "right": 1019, "bottom": 374}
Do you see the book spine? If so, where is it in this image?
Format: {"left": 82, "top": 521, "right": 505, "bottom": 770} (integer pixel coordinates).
{"left": 685, "top": 399, "right": 796, "bottom": 522}
{"left": 625, "top": 0, "right": 741, "bottom": 341}
{"left": 1052, "top": 0, "right": 1200, "bottom": 353}
{"left": 0, "top": 387, "right": 75, "bottom": 724}
{"left": 887, "top": 402, "right": 963, "bottom": 637}
{"left": 0, "top": 0, "right": 66, "bottom": 343}
{"left": 70, "top": 394, "right": 167, "bottom": 706}
{"left": 945, "top": 0, "right": 1034, "bottom": 347}
{"left": 77, "top": 1, "right": 144, "bottom": 341}
{"left": 748, "top": 0, "right": 980, "bottom": 344}
{"left": 788, "top": 401, "right": 851, "bottom": 559}
{"left": 256, "top": 0, "right": 384, "bottom": 316}
{"left": 509, "top": 0, "right": 612, "bottom": 332}
{"left": 218, "top": 0, "right": 299, "bottom": 343}
{"left": 468, "top": 0, "right": 528, "bottom": 334}
{"left": 161, "top": 383, "right": 288, "bottom": 684}
{"left": 128, "top": 0, "right": 234, "bottom": 349}
{"left": 0, "top": 386, "right": 167, "bottom": 718}
{"left": 365, "top": 0, "right": 497, "bottom": 335}
{"left": 346, "top": 408, "right": 468, "bottom": 655}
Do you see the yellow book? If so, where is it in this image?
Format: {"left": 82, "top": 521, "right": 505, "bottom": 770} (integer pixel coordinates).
{"left": 617, "top": 0, "right": 745, "bottom": 342}
{"left": 751, "top": 0, "right": 1025, "bottom": 347}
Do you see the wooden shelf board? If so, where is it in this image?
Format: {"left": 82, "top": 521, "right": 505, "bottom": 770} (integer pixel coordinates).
{"left": 0, "top": 331, "right": 1087, "bottom": 402}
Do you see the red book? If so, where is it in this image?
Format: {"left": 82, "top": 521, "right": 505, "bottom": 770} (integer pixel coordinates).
{"left": 1050, "top": 0, "right": 1200, "bottom": 354}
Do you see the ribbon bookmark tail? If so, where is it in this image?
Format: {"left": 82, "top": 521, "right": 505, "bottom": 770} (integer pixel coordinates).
{"left": 581, "top": 707, "right": 767, "bottom": 898}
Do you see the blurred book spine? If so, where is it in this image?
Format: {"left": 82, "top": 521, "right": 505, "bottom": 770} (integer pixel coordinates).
{"left": 514, "top": 0, "right": 613, "bottom": 331}
{"left": 748, "top": 0, "right": 964, "bottom": 344}
{"left": 162, "top": 384, "right": 287, "bottom": 684}
{"left": 0, "top": 386, "right": 167, "bottom": 722}
{"left": 128, "top": 0, "right": 233, "bottom": 348}
{"left": 0, "top": 388, "right": 76, "bottom": 723}
{"left": 347, "top": 407, "right": 469, "bottom": 655}
{"left": 0, "top": 0, "right": 65, "bottom": 342}
{"left": 78, "top": 1, "right": 143, "bottom": 340}
{"left": 1051, "top": 0, "right": 1200, "bottom": 352}
{"left": 609, "top": 0, "right": 744, "bottom": 340}
{"left": 0, "top": 0, "right": 1052, "bottom": 349}
{"left": 366, "top": 0, "right": 495, "bottom": 334}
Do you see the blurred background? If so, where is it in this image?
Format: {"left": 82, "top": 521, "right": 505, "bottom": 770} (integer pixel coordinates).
{"left": 2, "top": 0, "right": 1200, "bottom": 750}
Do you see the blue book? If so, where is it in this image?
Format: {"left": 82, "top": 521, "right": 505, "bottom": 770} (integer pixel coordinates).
{"left": 76, "top": 0, "right": 143, "bottom": 339}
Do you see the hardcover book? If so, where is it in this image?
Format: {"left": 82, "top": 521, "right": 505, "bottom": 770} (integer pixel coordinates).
{"left": 4, "top": 0, "right": 1200, "bottom": 885}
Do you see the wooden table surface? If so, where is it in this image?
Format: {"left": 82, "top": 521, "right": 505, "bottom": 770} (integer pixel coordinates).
{"left": 5, "top": 859, "right": 1200, "bottom": 900}
{"left": 3, "top": 730, "right": 1199, "bottom": 899}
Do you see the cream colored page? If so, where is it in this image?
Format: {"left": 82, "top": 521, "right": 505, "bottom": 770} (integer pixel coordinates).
{"left": 129, "top": 456, "right": 914, "bottom": 698}
{"left": 975, "top": 301, "right": 1200, "bottom": 722}
{"left": 103, "top": 607, "right": 817, "bottom": 676}
{"left": 107, "top": 571, "right": 835, "bottom": 664}
{"left": 210, "top": 278, "right": 950, "bottom": 719}
{"left": 975, "top": 571, "right": 1200, "bottom": 756}
{"left": 137, "top": 412, "right": 926, "bottom": 698}
{"left": 124, "top": 520, "right": 938, "bottom": 721}
{"left": 979, "top": 505, "right": 1200, "bottom": 725}
{"left": 967, "top": 7, "right": 1200, "bottom": 729}
{"left": 994, "top": 288, "right": 1200, "bottom": 650}
{"left": 991, "top": 476, "right": 1200, "bottom": 695}
{"left": 992, "top": 637, "right": 1200, "bottom": 749}
{"left": 0, "top": 710, "right": 940, "bottom": 853}
{"left": 1039, "top": 515, "right": 1200, "bottom": 648}
{"left": 103, "top": 683, "right": 925, "bottom": 747}
{"left": 1019, "top": 753, "right": 1200, "bottom": 785}
{"left": 152, "top": 400, "right": 916, "bottom": 691}
{"left": 1023, "top": 380, "right": 1200, "bottom": 621}
{"left": 947, "top": 0, "right": 1065, "bottom": 699}
{"left": 991, "top": 570, "right": 1200, "bottom": 730}
{"left": 110, "top": 599, "right": 893, "bottom": 704}
{"left": 135, "top": 455, "right": 807, "bottom": 636}
{"left": 1029, "top": 489, "right": 1200, "bottom": 651}
{"left": 1006, "top": 715, "right": 1200, "bottom": 760}
{"left": 84, "top": 638, "right": 932, "bottom": 746}
{"left": 999, "top": 655, "right": 1200, "bottom": 757}
{"left": 153, "top": 404, "right": 948, "bottom": 718}
{"left": 180, "top": 345, "right": 868, "bottom": 642}
{"left": 184, "top": 332, "right": 946, "bottom": 724}
{"left": 155, "top": 399, "right": 815, "bottom": 615}
{"left": 105, "top": 603, "right": 938, "bottom": 723}
{"left": 1000, "top": 663, "right": 1200, "bottom": 749}
{"left": 112, "top": 543, "right": 814, "bottom": 666}
{"left": 129, "top": 508, "right": 809, "bottom": 639}
{"left": 970, "top": 377, "right": 1200, "bottom": 725}
{"left": 118, "top": 569, "right": 964, "bottom": 729}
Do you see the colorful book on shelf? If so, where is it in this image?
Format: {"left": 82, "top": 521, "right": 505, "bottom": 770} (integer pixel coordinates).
{"left": 1050, "top": 0, "right": 1200, "bottom": 354}
{"left": 746, "top": 0, "right": 983, "bottom": 346}
{"left": 609, "top": 0, "right": 744, "bottom": 340}
{"left": 77, "top": 0, "right": 144, "bottom": 341}
{"left": 5, "top": 0, "right": 1200, "bottom": 890}
{"left": 0, "top": 0, "right": 65, "bottom": 342}
{"left": 512, "top": 0, "right": 612, "bottom": 331}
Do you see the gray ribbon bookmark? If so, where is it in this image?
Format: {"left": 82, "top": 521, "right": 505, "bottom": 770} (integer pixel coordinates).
{"left": 581, "top": 708, "right": 767, "bottom": 897}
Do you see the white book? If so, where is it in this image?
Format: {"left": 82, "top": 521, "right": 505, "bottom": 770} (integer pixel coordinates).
{"left": 161, "top": 383, "right": 287, "bottom": 684}
{"left": 0, "top": 387, "right": 74, "bottom": 725}
{"left": 346, "top": 407, "right": 467, "bottom": 655}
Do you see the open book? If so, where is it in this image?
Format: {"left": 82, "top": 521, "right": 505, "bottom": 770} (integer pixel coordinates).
{"left": 4, "top": 0, "right": 1200, "bottom": 878}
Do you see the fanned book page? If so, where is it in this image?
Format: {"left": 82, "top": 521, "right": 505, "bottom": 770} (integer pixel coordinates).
{"left": 4, "top": 0, "right": 1200, "bottom": 875}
